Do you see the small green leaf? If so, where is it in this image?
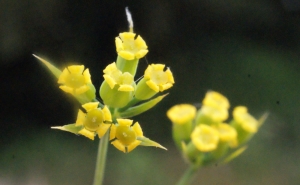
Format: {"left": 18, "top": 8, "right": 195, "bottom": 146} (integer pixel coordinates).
{"left": 258, "top": 111, "right": 269, "bottom": 128}
{"left": 222, "top": 146, "right": 248, "bottom": 164}
{"left": 33, "top": 54, "right": 62, "bottom": 79}
{"left": 51, "top": 123, "right": 82, "bottom": 134}
{"left": 137, "top": 136, "right": 167, "bottom": 150}
{"left": 119, "top": 94, "right": 168, "bottom": 118}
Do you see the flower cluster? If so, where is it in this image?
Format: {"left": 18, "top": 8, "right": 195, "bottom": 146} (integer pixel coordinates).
{"left": 34, "top": 11, "right": 173, "bottom": 153}
{"left": 167, "top": 91, "right": 267, "bottom": 167}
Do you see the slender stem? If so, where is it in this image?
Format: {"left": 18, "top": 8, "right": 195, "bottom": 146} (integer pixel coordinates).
{"left": 93, "top": 131, "right": 109, "bottom": 185}
{"left": 176, "top": 166, "right": 198, "bottom": 185}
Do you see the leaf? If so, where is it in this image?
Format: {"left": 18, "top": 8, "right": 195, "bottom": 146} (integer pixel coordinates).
{"left": 33, "top": 54, "right": 62, "bottom": 79}
{"left": 258, "top": 111, "right": 269, "bottom": 128}
{"left": 221, "top": 146, "right": 248, "bottom": 164}
{"left": 119, "top": 94, "right": 168, "bottom": 118}
{"left": 51, "top": 123, "right": 82, "bottom": 134}
{"left": 137, "top": 136, "right": 167, "bottom": 150}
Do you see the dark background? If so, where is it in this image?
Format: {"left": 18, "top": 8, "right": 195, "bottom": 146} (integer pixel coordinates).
{"left": 1, "top": 0, "right": 300, "bottom": 184}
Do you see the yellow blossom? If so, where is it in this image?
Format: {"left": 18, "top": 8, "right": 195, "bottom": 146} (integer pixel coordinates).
{"left": 110, "top": 119, "right": 143, "bottom": 153}
{"left": 167, "top": 104, "right": 196, "bottom": 125}
{"left": 58, "top": 65, "right": 92, "bottom": 95}
{"left": 191, "top": 124, "right": 219, "bottom": 152}
{"left": 196, "top": 105, "right": 228, "bottom": 124}
{"left": 75, "top": 102, "right": 112, "bottom": 140}
{"left": 202, "top": 91, "right": 230, "bottom": 110}
{"left": 233, "top": 106, "right": 258, "bottom": 133}
{"left": 135, "top": 64, "right": 174, "bottom": 100}
{"left": 144, "top": 64, "right": 174, "bottom": 92}
{"left": 115, "top": 32, "right": 148, "bottom": 60}
{"left": 215, "top": 123, "right": 237, "bottom": 143}
{"left": 103, "top": 62, "right": 134, "bottom": 91}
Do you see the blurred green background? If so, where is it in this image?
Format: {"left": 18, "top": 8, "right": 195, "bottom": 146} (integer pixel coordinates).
{"left": 1, "top": 0, "right": 300, "bottom": 184}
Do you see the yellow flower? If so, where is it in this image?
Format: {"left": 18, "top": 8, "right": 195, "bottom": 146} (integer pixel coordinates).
{"left": 134, "top": 64, "right": 174, "bottom": 100}
{"left": 233, "top": 106, "right": 258, "bottom": 133}
{"left": 110, "top": 119, "right": 143, "bottom": 153}
{"left": 103, "top": 62, "right": 134, "bottom": 91}
{"left": 58, "top": 65, "right": 92, "bottom": 95}
{"left": 144, "top": 64, "right": 174, "bottom": 92}
{"left": 75, "top": 102, "right": 112, "bottom": 140}
{"left": 202, "top": 91, "right": 230, "bottom": 110}
{"left": 196, "top": 105, "right": 228, "bottom": 124}
{"left": 167, "top": 104, "right": 196, "bottom": 125}
{"left": 191, "top": 124, "right": 219, "bottom": 152}
{"left": 115, "top": 32, "right": 148, "bottom": 60}
{"left": 215, "top": 123, "right": 237, "bottom": 143}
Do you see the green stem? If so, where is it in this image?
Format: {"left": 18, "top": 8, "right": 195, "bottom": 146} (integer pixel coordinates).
{"left": 176, "top": 166, "right": 198, "bottom": 185}
{"left": 93, "top": 131, "right": 109, "bottom": 185}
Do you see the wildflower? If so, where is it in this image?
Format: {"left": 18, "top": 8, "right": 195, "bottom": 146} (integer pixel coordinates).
{"left": 110, "top": 119, "right": 143, "bottom": 153}
{"left": 58, "top": 65, "right": 92, "bottom": 95}
{"left": 233, "top": 106, "right": 258, "bottom": 133}
{"left": 135, "top": 64, "right": 174, "bottom": 100}
{"left": 100, "top": 63, "right": 135, "bottom": 108}
{"left": 115, "top": 32, "right": 148, "bottom": 60}
{"left": 195, "top": 105, "right": 228, "bottom": 125}
{"left": 167, "top": 104, "right": 196, "bottom": 125}
{"left": 202, "top": 91, "right": 230, "bottom": 110}
{"left": 191, "top": 124, "right": 219, "bottom": 152}
{"left": 75, "top": 102, "right": 112, "bottom": 140}
{"left": 231, "top": 106, "right": 259, "bottom": 145}
{"left": 216, "top": 123, "right": 237, "bottom": 143}
{"left": 167, "top": 104, "right": 196, "bottom": 149}
{"left": 210, "top": 123, "right": 238, "bottom": 159}
{"left": 103, "top": 62, "right": 134, "bottom": 91}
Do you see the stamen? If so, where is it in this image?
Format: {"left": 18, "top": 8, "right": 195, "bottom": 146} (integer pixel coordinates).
{"left": 125, "top": 7, "right": 134, "bottom": 32}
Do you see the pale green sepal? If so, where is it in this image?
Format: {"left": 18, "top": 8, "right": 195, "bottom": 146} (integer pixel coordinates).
{"left": 33, "top": 54, "right": 62, "bottom": 79}
{"left": 221, "top": 146, "right": 248, "bottom": 164}
{"left": 258, "top": 112, "right": 269, "bottom": 128}
{"left": 137, "top": 136, "right": 167, "bottom": 150}
{"left": 51, "top": 123, "right": 82, "bottom": 134}
{"left": 119, "top": 94, "right": 168, "bottom": 118}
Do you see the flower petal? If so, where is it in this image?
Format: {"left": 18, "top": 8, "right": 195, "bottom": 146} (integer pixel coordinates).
{"left": 82, "top": 102, "right": 99, "bottom": 112}
{"left": 132, "top": 122, "right": 143, "bottom": 137}
{"left": 68, "top": 65, "right": 84, "bottom": 74}
{"left": 111, "top": 140, "right": 126, "bottom": 153}
{"left": 78, "top": 128, "right": 95, "bottom": 140}
{"left": 83, "top": 69, "right": 92, "bottom": 83}
{"left": 96, "top": 123, "right": 111, "bottom": 138}
{"left": 59, "top": 85, "right": 74, "bottom": 94}
{"left": 127, "top": 140, "right": 141, "bottom": 152}
{"left": 58, "top": 68, "right": 69, "bottom": 83}
{"left": 75, "top": 110, "right": 86, "bottom": 126}
{"left": 102, "top": 106, "right": 112, "bottom": 122}
{"left": 110, "top": 124, "right": 117, "bottom": 140}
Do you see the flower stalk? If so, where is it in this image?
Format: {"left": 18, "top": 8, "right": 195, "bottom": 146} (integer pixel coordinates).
{"left": 93, "top": 131, "right": 109, "bottom": 185}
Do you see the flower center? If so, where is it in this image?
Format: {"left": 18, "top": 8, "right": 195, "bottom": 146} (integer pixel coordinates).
{"left": 151, "top": 71, "right": 167, "bottom": 84}
{"left": 65, "top": 73, "right": 85, "bottom": 89}
{"left": 84, "top": 109, "right": 104, "bottom": 131}
{"left": 115, "top": 125, "right": 136, "bottom": 146}
{"left": 123, "top": 39, "right": 136, "bottom": 52}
